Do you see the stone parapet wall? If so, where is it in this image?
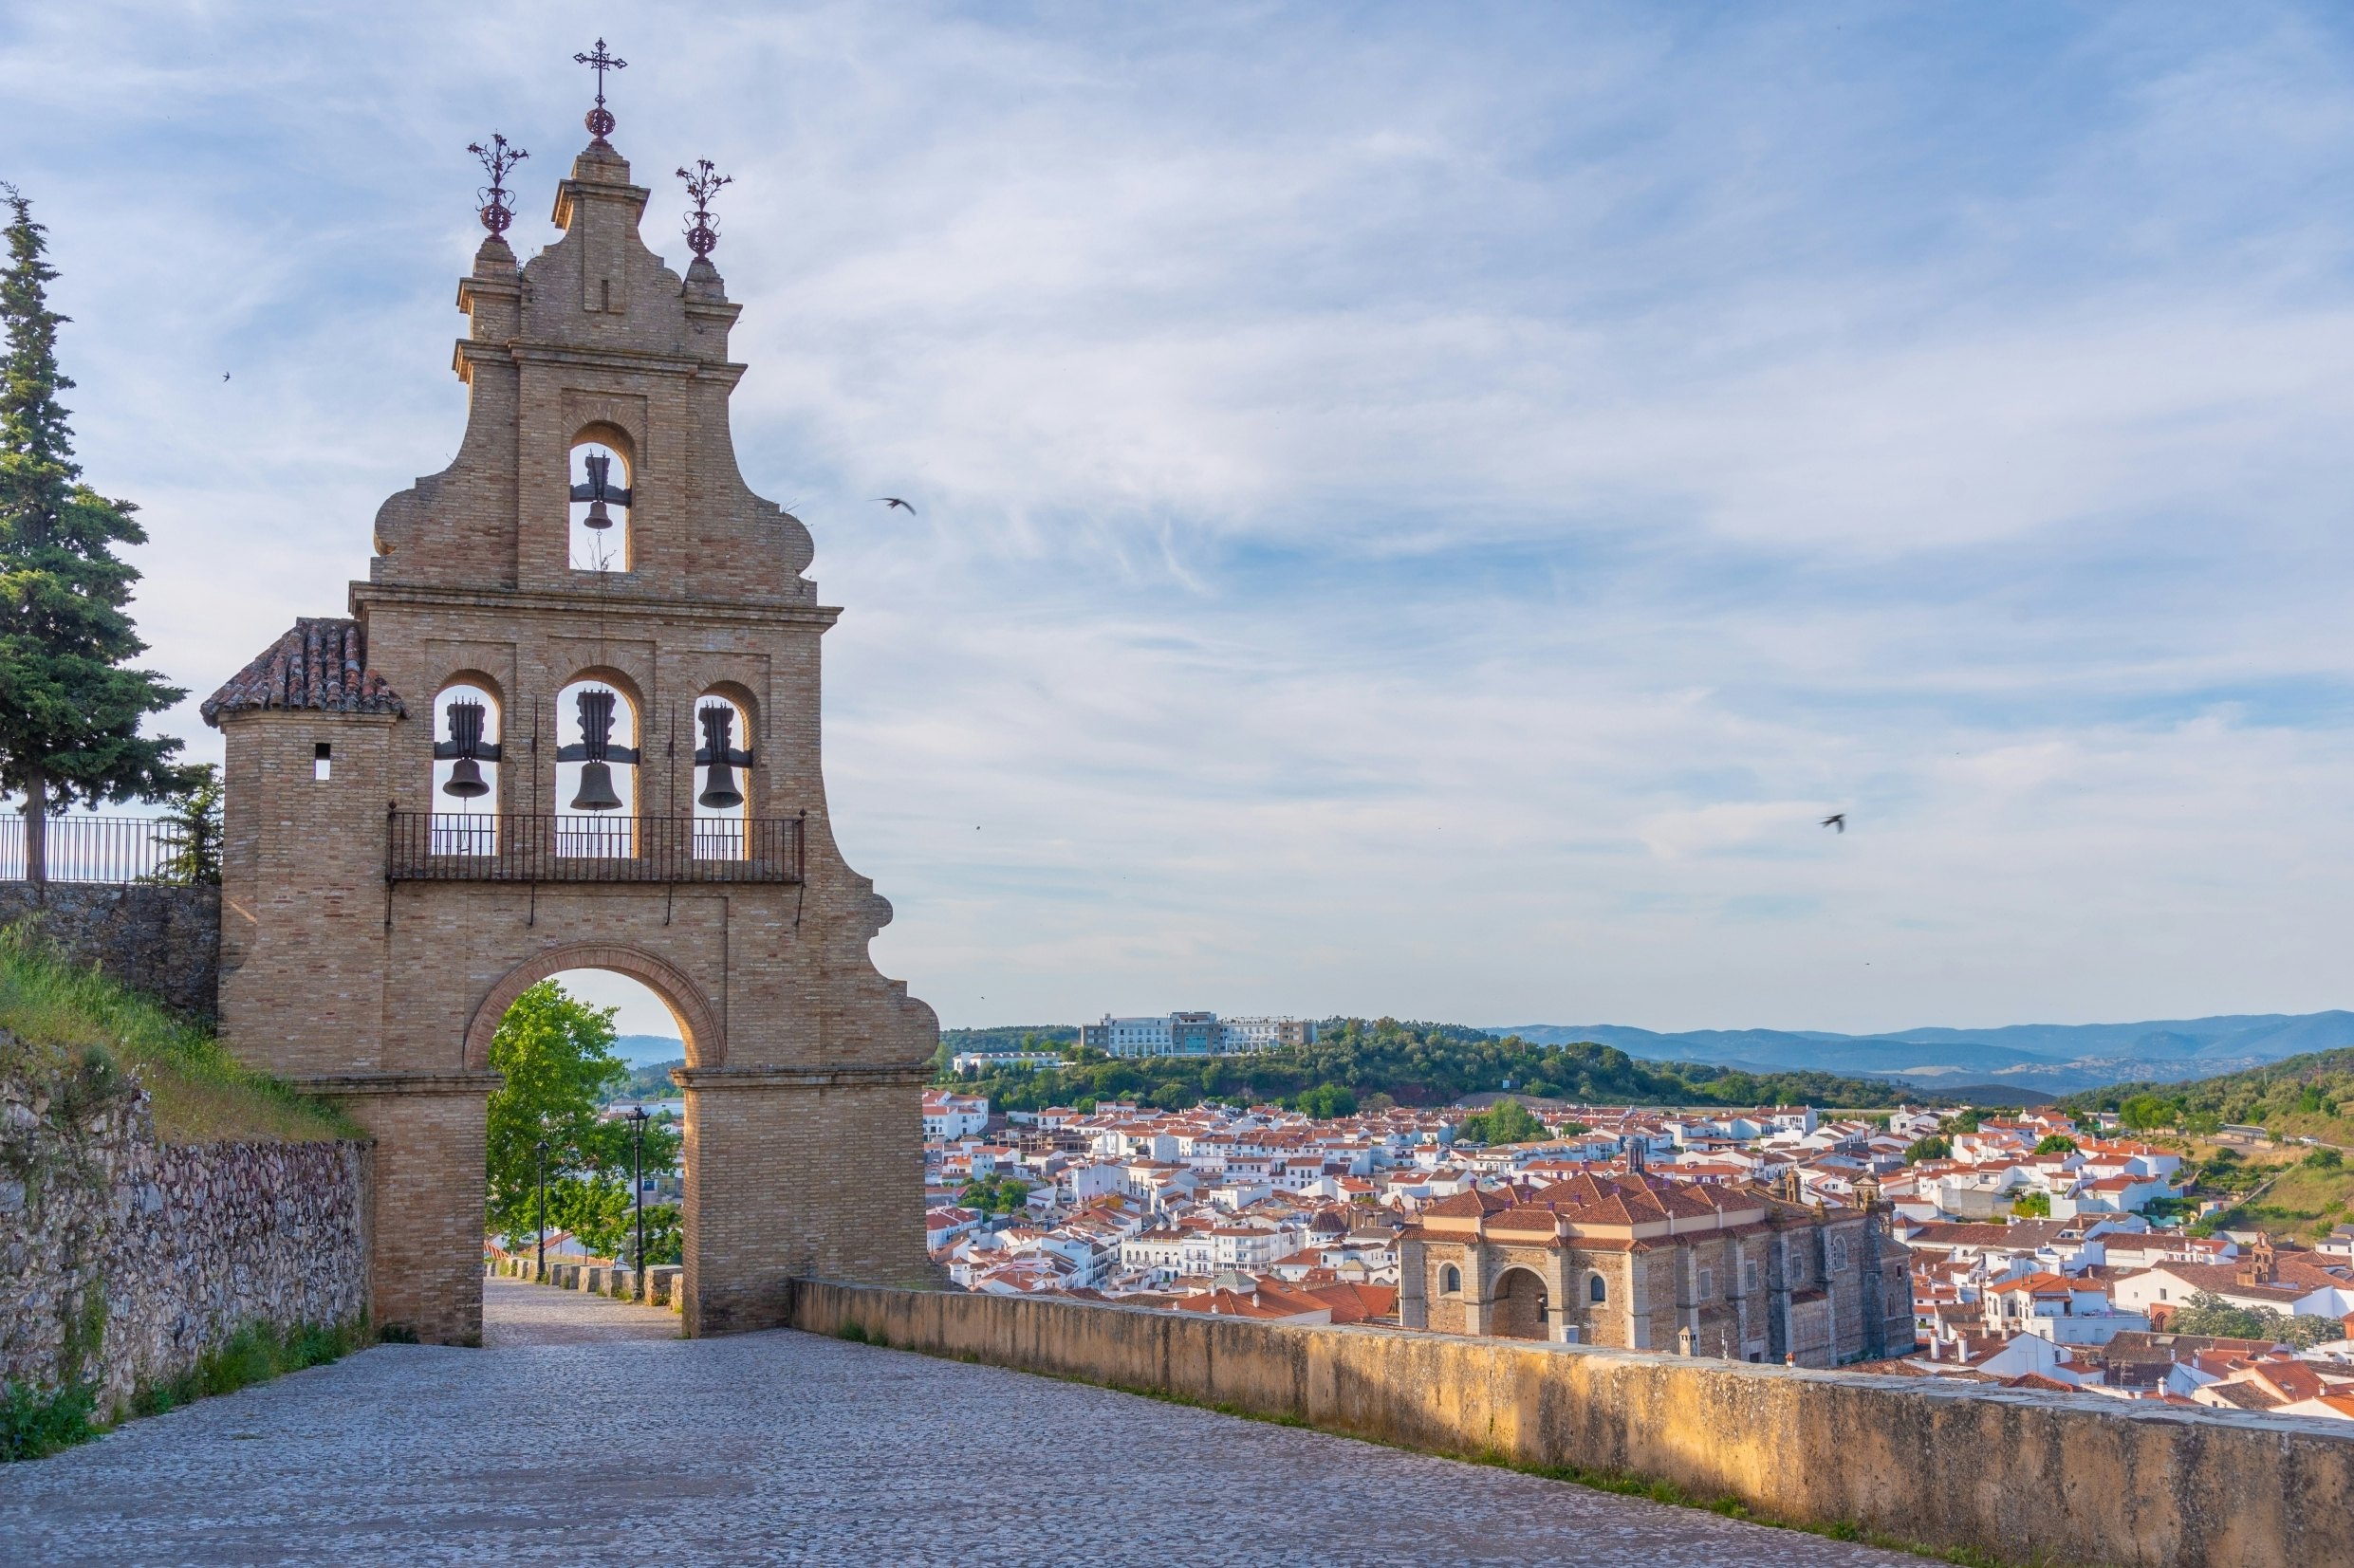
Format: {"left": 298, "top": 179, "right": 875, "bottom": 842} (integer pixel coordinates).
{"left": 1, "top": 1071, "right": 369, "bottom": 1417}
{"left": 787, "top": 1281, "right": 2354, "bottom": 1568}
{"left": 0, "top": 883, "right": 221, "bottom": 1020}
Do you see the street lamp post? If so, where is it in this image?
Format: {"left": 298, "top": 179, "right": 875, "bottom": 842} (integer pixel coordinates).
{"left": 534, "top": 1137, "right": 549, "bottom": 1282}
{"left": 627, "top": 1106, "right": 649, "bottom": 1299}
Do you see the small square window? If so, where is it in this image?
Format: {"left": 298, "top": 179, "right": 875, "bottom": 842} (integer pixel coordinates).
{"left": 313, "top": 742, "right": 332, "bottom": 781}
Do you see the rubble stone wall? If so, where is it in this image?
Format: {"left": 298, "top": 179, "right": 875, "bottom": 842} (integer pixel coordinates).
{"left": 0, "top": 882, "right": 221, "bottom": 1019}
{"left": 787, "top": 1280, "right": 2354, "bottom": 1568}
{"left": 0, "top": 1071, "right": 369, "bottom": 1418}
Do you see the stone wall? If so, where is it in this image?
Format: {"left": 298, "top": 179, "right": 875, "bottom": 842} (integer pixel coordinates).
{"left": 787, "top": 1281, "right": 2354, "bottom": 1568}
{"left": 0, "top": 1066, "right": 369, "bottom": 1418}
{"left": 0, "top": 882, "right": 221, "bottom": 1020}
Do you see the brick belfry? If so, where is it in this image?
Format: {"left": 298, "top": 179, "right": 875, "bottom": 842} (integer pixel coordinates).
{"left": 200, "top": 59, "right": 937, "bottom": 1342}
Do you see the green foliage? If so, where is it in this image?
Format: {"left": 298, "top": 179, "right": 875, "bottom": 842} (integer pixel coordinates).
{"left": 1456, "top": 1098, "right": 1548, "bottom": 1146}
{"left": 483, "top": 981, "right": 679, "bottom": 1248}
{"left": 2031, "top": 1134, "right": 2077, "bottom": 1155}
{"left": 1940, "top": 1110, "right": 1981, "bottom": 1134}
{"left": 2306, "top": 1146, "right": 2344, "bottom": 1171}
{"left": 2062, "top": 1048, "right": 2354, "bottom": 1148}
{"left": 130, "top": 1318, "right": 362, "bottom": 1421}
{"left": 939, "top": 1017, "right": 1905, "bottom": 1116}
{"left": 4, "top": 1316, "right": 361, "bottom": 1463}
{"left": 0, "top": 188, "right": 190, "bottom": 851}
{"left": 0, "top": 1378, "right": 97, "bottom": 1461}
{"left": 1903, "top": 1135, "right": 1951, "bottom": 1164}
{"left": 1294, "top": 1083, "right": 1357, "bottom": 1118}
{"left": 2010, "top": 1190, "right": 2051, "bottom": 1218}
{"left": 958, "top": 1172, "right": 1031, "bottom": 1215}
{"left": 0, "top": 918, "right": 354, "bottom": 1141}
{"left": 145, "top": 765, "right": 222, "bottom": 885}
{"left": 2168, "top": 1290, "right": 2343, "bottom": 1349}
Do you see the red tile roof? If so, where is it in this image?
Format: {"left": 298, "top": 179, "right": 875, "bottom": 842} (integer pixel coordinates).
{"left": 202, "top": 618, "right": 406, "bottom": 726}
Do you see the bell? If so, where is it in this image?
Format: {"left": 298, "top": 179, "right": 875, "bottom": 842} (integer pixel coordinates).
{"left": 698, "top": 762, "right": 743, "bottom": 811}
{"left": 570, "top": 760, "right": 623, "bottom": 813}
{"left": 696, "top": 704, "right": 743, "bottom": 809}
{"left": 443, "top": 756, "right": 490, "bottom": 799}
{"left": 584, "top": 495, "right": 613, "bottom": 530}
{"left": 441, "top": 699, "right": 491, "bottom": 799}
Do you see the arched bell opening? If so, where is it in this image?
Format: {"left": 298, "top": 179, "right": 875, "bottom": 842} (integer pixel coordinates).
{"left": 567, "top": 430, "right": 635, "bottom": 573}
{"left": 554, "top": 675, "right": 641, "bottom": 857}
{"left": 690, "top": 689, "right": 753, "bottom": 860}
{"left": 430, "top": 679, "right": 503, "bottom": 855}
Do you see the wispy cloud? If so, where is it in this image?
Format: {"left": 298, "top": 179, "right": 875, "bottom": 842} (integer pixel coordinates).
{"left": 4, "top": 1, "right": 2351, "bottom": 1035}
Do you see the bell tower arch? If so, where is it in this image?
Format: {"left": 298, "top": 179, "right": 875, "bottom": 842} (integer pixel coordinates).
{"left": 205, "top": 83, "right": 937, "bottom": 1343}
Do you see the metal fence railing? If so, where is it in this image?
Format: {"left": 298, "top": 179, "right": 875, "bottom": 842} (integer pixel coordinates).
{"left": 0, "top": 814, "right": 195, "bottom": 885}
{"left": 386, "top": 810, "right": 804, "bottom": 885}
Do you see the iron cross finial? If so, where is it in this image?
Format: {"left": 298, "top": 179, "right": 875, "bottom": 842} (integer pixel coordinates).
{"left": 573, "top": 37, "right": 628, "bottom": 138}
{"left": 466, "top": 132, "right": 528, "bottom": 237}
{"left": 677, "top": 158, "right": 733, "bottom": 258}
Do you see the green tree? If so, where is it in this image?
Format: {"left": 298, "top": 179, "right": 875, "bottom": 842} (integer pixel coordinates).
{"left": 483, "top": 981, "right": 678, "bottom": 1245}
{"left": 1296, "top": 1083, "right": 1357, "bottom": 1118}
{"left": 2306, "top": 1146, "right": 2344, "bottom": 1171}
{"left": 2170, "top": 1289, "right": 2341, "bottom": 1349}
{"left": 146, "top": 763, "right": 221, "bottom": 885}
{"left": 2032, "top": 1134, "right": 2078, "bottom": 1155}
{"left": 1457, "top": 1098, "right": 1546, "bottom": 1145}
{"left": 958, "top": 1173, "right": 1031, "bottom": 1216}
{"left": 1903, "top": 1135, "right": 1951, "bottom": 1164}
{"left": 0, "top": 189, "right": 188, "bottom": 879}
{"left": 2011, "top": 1190, "right": 2051, "bottom": 1218}
{"left": 2119, "top": 1095, "right": 2175, "bottom": 1134}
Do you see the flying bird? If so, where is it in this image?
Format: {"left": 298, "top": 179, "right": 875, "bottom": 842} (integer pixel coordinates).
{"left": 876, "top": 496, "right": 917, "bottom": 514}
{"left": 221, "top": 373, "right": 230, "bottom": 381}
{"left": 1821, "top": 813, "right": 1846, "bottom": 833}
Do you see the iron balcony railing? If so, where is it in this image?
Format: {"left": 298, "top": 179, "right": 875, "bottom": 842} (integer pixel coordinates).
{"left": 0, "top": 814, "right": 200, "bottom": 885}
{"left": 386, "top": 810, "right": 804, "bottom": 885}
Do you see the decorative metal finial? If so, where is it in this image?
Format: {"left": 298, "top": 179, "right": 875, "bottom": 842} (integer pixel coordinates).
{"left": 677, "top": 158, "right": 732, "bottom": 258}
{"left": 573, "top": 38, "right": 628, "bottom": 138}
{"left": 466, "top": 133, "right": 528, "bottom": 237}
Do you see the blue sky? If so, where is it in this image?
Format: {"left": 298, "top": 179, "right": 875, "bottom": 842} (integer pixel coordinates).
{"left": 5, "top": 3, "right": 2354, "bottom": 1036}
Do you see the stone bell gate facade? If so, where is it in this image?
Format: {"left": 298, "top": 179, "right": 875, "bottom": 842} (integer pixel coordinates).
{"left": 201, "top": 120, "right": 937, "bottom": 1342}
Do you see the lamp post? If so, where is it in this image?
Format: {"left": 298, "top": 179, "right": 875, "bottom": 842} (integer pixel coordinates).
{"left": 534, "top": 1137, "right": 549, "bottom": 1283}
{"left": 627, "top": 1105, "right": 649, "bottom": 1299}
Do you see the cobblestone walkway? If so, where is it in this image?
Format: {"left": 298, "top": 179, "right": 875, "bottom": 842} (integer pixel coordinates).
{"left": 0, "top": 1281, "right": 1918, "bottom": 1566}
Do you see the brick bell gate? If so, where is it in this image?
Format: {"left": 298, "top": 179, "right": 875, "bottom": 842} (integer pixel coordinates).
{"left": 197, "top": 99, "right": 938, "bottom": 1343}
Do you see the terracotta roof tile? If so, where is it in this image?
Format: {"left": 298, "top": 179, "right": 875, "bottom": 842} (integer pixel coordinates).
{"left": 202, "top": 618, "right": 406, "bottom": 727}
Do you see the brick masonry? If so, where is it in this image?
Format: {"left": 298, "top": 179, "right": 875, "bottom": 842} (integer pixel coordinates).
{"left": 208, "top": 129, "right": 936, "bottom": 1343}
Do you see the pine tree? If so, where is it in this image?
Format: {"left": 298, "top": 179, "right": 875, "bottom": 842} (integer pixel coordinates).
{"left": 0, "top": 186, "right": 189, "bottom": 881}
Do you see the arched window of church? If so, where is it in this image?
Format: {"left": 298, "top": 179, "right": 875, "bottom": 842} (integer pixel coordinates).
{"left": 691, "top": 690, "right": 753, "bottom": 859}
{"left": 430, "top": 680, "right": 501, "bottom": 855}
{"left": 554, "top": 675, "right": 639, "bottom": 857}
{"left": 1588, "top": 1273, "right": 1607, "bottom": 1304}
{"left": 1440, "top": 1264, "right": 1460, "bottom": 1295}
{"left": 568, "top": 434, "right": 633, "bottom": 573}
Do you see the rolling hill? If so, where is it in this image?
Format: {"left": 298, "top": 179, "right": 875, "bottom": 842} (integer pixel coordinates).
{"left": 1491, "top": 1013, "right": 2354, "bottom": 1096}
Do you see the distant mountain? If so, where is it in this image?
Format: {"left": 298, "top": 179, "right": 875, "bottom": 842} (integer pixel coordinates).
{"left": 612, "top": 1033, "right": 688, "bottom": 1067}
{"left": 1490, "top": 1011, "right": 2354, "bottom": 1096}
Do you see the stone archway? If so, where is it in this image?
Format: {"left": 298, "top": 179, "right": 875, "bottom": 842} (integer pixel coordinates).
{"left": 1492, "top": 1267, "right": 1550, "bottom": 1340}
{"left": 461, "top": 943, "right": 724, "bottom": 1072}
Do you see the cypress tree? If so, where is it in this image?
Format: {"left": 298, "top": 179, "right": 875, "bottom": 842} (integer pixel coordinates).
{"left": 0, "top": 186, "right": 188, "bottom": 881}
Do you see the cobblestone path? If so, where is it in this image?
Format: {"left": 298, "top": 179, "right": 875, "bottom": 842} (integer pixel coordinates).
{"left": 0, "top": 1280, "right": 1918, "bottom": 1566}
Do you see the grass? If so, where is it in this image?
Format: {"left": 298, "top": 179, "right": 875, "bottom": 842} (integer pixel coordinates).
{"left": 827, "top": 1320, "right": 2035, "bottom": 1567}
{"left": 1, "top": 1317, "right": 367, "bottom": 1464}
{"left": 0, "top": 919, "right": 357, "bottom": 1143}
{"left": 2196, "top": 1160, "right": 2354, "bottom": 1241}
